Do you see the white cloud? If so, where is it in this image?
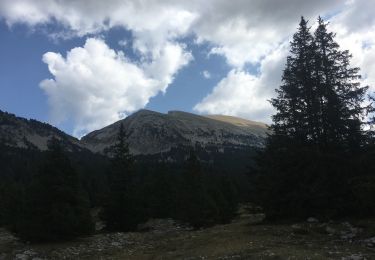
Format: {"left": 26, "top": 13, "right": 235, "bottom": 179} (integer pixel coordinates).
{"left": 191, "top": 0, "right": 343, "bottom": 68}
{"left": 195, "top": 1, "right": 375, "bottom": 122}
{"left": 195, "top": 70, "right": 271, "bottom": 121}
{"left": 118, "top": 39, "right": 127, "bottom": 47}
{"left": 1, "top": 0, "right": 374, "bottom": 125}
{"left": 329, "top": 0, "right": 375, "bottom": 94}
{"left": 0, "top": 1, "right": 197, "bottom": 54}
{"left": 0, "top": 0, "right": 342, "bottom": 67}
{"left": 143, "top": 42, "right": 192, "bottom": 92}
{"left": 40, "top": 38, "right": 191, "bottom": 137}
{"left": 195, "top": 44, "right": 288, "bottom": 122}
{"left": 202, "top": 70, "right": 211, "bottom": 79}
{"left": 0, "top": 1, "right": 194, "bottom": 135}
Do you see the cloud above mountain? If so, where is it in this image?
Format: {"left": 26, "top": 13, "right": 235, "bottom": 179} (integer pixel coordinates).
{"left": 195, "top": 43, "right": 288, "bottom": 123}
{"left": 1, "top": 0, "right": 374, "bottom": 134}
{"left": 40, "top": 38, "right": 191, "bottom": 136}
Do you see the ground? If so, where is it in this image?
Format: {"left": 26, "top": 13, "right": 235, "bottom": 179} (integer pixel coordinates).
{"left": 1, "top": 210, "right": 375, "bottom": 259}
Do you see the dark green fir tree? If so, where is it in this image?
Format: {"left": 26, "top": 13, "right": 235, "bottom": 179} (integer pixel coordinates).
{"left": 102, "top": 123, "right": 147, "bottom": 231}
{"left": 254, "top": 16, "right": 373, "bottom": 219}
{"left": 176, "top": 151, "right": 218, "bottom": 228}
{"left": 16, "top": 138, "right": 93, "bottom": 242}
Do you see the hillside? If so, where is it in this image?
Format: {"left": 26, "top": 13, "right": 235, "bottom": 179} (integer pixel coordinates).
{"left": 0, "top": 109, "right": 268, "bottom": 157}
{"left": 0, "top": 110, "right": 82, "bottom": 151}
{"left": 81, "top": 109, "right": 268, "bottom": 155}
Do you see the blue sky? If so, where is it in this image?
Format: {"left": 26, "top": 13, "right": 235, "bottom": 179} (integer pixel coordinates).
{"left": 0, "top": 22, "right": 86, "bottom": 131}
{"left": 0, "top": 23, "right": 230, "bottom": 134}
{"left": 0, "top": 0, "right": 374, "bottom": 137}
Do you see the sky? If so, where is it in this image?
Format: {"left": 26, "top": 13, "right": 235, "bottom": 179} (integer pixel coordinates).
{"left": 0, "top": 0, "right": 374, "bottom": 137}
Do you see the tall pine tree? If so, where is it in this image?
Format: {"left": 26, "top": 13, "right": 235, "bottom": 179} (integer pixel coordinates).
{"left": 270, "top": 16, "right": 369, "bottom": 151}
{"left": 254, "top": 16, "right": 373, "bottom": 219}
{"left": 270, "top": 17, "right": 316, "bottom": 146}
{"left": 313, "top": 17, "right": 368, "bottom": 150}
{"left": 102, "top": 123, "right": 147, "bottom": 231}
{"left": 176, "top": 151, "right": 218, "bottom": 228}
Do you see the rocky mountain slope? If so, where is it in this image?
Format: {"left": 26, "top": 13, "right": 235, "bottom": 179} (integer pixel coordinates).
{"left": 0, "top": 109, "right": 268, "bottom": 156}
{"left": 81, "top": 109, "right": 268, "bottom": 155}
{"left": 0, "top": 110, "right": 82, "bottom": 151}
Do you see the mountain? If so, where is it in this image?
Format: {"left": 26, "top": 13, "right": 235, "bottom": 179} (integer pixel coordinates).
{"left": 0, "top": 109, "right": 268, "bottom": 161}
{"left": 0, "top": 110, "right": 82, "bottom": 151}
{"left": 81, "top": 109, "right": 268, "bottom": 156}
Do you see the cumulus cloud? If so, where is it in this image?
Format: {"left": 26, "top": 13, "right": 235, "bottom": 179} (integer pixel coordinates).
{"left": 0, "top": 0, "right": 342, "bottom": 67}
{"left": 1, "top": 0, "right": 374, "bottom": 125}
{"left": 329, "top": 0, "right": 375, "bottom": 93}
{"left": 40, "top": 38, "right": 191, "bottom": 137}
{"left": 118, "top": 39, "right": 128, "bottom": 47}
{"left": 195, "top": 70, "right": 272, "bottom": 121}
{"left": 202, "top": 70, "right": 211, "bottom": 79}
{"left": 195, "top": 0, "right": 375, "bottom": 122}
{"left": 195, "top": 44, "right": 288, "bottom": 122}
{"left": 0, "top": 0, "right": 194, "bottom": 135}
{"left": 192, "top": 0, "right": 342, "bottom": 67}
{"left": 0, "top": 1, "right": 196, "bottom": 54}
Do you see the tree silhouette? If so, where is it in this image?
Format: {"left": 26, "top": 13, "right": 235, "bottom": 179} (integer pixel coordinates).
{"left": 270, "top": 17, "right": 316, "bottom": 146}
{"left": 16, "top": 138, "right": 93, "bottom": 242}
{"left": 270, "top": 16, "right": 369, "bottom": 151}
{"left": 102, "top": 123, "right": 147, "bottom": 231}
{"left": 176, "top": 151, "right": 218, "bottom": 228}
{"left": 313, "top": 17, "right": 368, "bottom": 150}
{"left": 254, "top": 16, "right": 374, "bottom": 219}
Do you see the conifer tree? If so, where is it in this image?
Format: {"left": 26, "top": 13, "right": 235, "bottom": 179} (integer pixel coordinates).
{"left": 210, "top": 173, "right": 239, "bottom": 224}
{"left": 176, "top": 151, "right": 218, "bottom": 228}
{"left": 103, "top": 123, "right": 147, "bottom": 231}
{"left": 112, "top": 123, "right": 134, "bottom": 170}
{"left": 16, "top": 138, "right": 93, "bottom": 242}
{"left": 369, "top": 94, "right": 375, "bottom": 139}
{"left": 313, "top": 17, "right": 368, "bottom": 150}
{"left": 270, "top": 16, "right": 369, "bottom": 150}
{"left": 270, "top": 17, "right": 316, "bottom": 145}
{"left": 254, "top": 16, "right": 373, "bottom": 219}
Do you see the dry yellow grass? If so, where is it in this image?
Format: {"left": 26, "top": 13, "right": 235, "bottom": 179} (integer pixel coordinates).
{"left": 205, "top": 115, "right": 268, "bottom": 129}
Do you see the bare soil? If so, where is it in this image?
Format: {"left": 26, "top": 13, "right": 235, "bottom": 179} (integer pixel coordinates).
{"left": 1, "top": 213, "right": 375, "bottom": 259}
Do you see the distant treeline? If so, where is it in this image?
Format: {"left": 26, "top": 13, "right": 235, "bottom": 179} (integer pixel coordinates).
{"left": 0, "top": 129, "right": 245, "bottom": 242}
{"left": 1, "top": 15, "right": 375, "bottom": 243}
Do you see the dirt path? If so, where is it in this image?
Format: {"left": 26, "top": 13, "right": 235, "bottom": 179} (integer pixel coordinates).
{"left": 1, "top": 215, "right": 375, "bottom": 259}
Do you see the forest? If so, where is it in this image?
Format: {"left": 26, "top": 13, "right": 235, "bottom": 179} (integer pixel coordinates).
{"left": 0, "top": 16, "right": 374, "bottom": 244}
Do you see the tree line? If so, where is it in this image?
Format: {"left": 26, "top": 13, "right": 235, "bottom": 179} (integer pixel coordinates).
{"left": 0, "top": 125, "right": 240, "bottom": 242}
{"left": 0, "top": 15, "right": 374, "bottom": 243}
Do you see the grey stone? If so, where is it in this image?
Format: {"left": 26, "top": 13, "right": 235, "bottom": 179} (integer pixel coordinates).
{"left": 307, "top": 217, "right": 319, "bottom": 223}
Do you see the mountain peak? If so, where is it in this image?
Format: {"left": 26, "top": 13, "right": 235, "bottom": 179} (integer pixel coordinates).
{"left": 81, "top": 109, "right": 268, "bottom": 155}
{"left": 0, "top": 109, "right": 268, "bottom": 156}
{"left": 132, "top": 109, "right": 162, "bottom": 116}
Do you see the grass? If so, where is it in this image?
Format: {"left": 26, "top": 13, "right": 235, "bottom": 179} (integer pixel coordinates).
{"left": 1, "top": 213, "right": 375, "bottom": 259}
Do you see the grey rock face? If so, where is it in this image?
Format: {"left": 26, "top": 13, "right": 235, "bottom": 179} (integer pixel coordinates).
{"left": 0, "top": 110, "right": 81, "bottom": 151}
{"left": 81, "top": 109, "right": 269, "bottom": 155}
{"left": 0, "top": 109, "right": 268, "bottom": 156}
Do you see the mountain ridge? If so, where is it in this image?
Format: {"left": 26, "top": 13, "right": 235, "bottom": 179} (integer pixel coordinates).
{"left": 0, "top": 110, "right": 82, "bottom": 151}
{"left": 81, "top": 109, "right": 268, "bottom": 155}
{"left": 0, "top": 109, "right": 269, "bottom": 156}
